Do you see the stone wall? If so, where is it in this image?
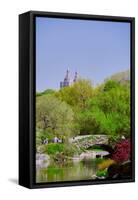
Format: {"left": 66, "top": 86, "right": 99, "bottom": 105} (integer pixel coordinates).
{"left": 71, "top": 135, "right": 109, "bottom": 149}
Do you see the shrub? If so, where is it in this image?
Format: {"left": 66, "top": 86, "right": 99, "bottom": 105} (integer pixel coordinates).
{"left": 42, "top": 143, "right": 65, "bottom": 155}
{"left": 64, "top": 144, "right": 80, "bottom": 157}
{"left": 98, "top": 159, "right": 116, "bottom": 170}
{"left": 96, "top": 169, "right": 108, "bottom": 177}
{"left": 108, "top": 135, "right": 121, "bottom": 147}
{"left": 111, "top": 139, "right": 131, "bottom": 163}
{"left": 36, "top": 129, "right": 55, "bottom": 146}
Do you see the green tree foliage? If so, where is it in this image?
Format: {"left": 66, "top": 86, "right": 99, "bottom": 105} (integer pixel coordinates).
{"left": 56, "top": 79, "right": 94, "bottom": 110}
{"left": 55, "top": 79, "right": 95, "bottom": 135}
{"left": 36, "top": 77, "right": 130, "bottom": 142}
{"left": 76, "top": 110, "right": 100, "bottom": 135}
{"left": 36, "top": 89, "right": 55, "bottom": 97}
{"left": 86, "top": 80, "right": 130, "bottom": 137}
{"left": 36, "top": 95, "right": 75, "bottom": 140}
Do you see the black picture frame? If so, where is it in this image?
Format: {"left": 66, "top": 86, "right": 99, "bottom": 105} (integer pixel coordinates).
{"left": 19, "top": 10, "right": 135, "bottom": 189}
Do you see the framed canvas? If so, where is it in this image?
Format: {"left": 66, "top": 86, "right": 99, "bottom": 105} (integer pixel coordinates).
{"left": 19, "top": 11, "right": 135, "bottom": 189}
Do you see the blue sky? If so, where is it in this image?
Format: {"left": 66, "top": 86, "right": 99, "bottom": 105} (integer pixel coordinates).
{"left": 36, "top": 17, "right": 130, "bottom": 92}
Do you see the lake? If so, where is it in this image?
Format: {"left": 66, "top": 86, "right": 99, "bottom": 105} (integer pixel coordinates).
{"left": 36, "top": 157, "right": 104, "bottom": 183}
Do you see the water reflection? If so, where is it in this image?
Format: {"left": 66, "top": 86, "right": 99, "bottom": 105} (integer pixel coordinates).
{"left": 36, "top": 158, "right": 103, "bottom": 183}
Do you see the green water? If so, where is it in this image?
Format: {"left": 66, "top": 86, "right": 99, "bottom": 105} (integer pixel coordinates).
{"left": 36, "top": 158, "right": 103, "bottom": 183}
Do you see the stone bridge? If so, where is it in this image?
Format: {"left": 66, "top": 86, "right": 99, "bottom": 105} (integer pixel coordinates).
{"left": 70, "top": 135, "right": 109, "bottom": 149}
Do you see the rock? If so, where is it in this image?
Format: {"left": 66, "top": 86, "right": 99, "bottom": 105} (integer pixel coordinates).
{"left": 36, "top": 153, "right": 50, "bottom": 169}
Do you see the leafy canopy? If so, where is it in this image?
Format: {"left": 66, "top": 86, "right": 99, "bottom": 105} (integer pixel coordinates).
{"left": 36, "top": 95, "right": 75, "bottom": 140}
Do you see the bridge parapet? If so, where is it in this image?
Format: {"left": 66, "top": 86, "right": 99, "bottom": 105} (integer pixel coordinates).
{"left": 70, "top": 135, "right": 109, "bottom": 149}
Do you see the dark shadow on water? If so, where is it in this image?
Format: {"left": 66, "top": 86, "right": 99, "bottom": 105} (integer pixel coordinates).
{"left": 8, "top": 178, "right": 18, "bottom": 185}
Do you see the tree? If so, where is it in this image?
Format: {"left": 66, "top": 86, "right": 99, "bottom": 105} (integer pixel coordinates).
{"left": 86, "top": 80, "right": 130, "bottom": 138}
{"left": 55, "top": 79, "right": 95, "bottom": 135}
{"left": 56, "top": 79, "right": 94, "bottom": 110}
{"left": 36, "top": 95, "right": 75, "bottom": 140}
{"left": 76, "top": 110, "right": 100, "bottom": 135}
{"left": 36, "top": 89, "right": 55, "bottom": 97}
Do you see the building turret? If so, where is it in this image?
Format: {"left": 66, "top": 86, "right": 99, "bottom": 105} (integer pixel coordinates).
{"left": 64, "top": 68, "right": 70, "bottom": 82}
{"left": 73, "top": 71, "right": 78, "bottom": 82}
{"left": 60, "top": 69, "right": 72, "bottom": 88}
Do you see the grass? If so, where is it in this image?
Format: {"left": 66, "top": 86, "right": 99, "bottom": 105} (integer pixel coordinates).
{"left": 87, "top": 145, "right": 105, "bottom": 151}
{"left": 39, "top": 143, "right": 65, "bottom": 155}
{"left": 46, "top": 143, "right": 65, "bottom": 155}
{"left": 38, "top": 143, "right": 80, "bottom": 156}
{"left": 90, "top": 148, "right": 104, "bottom": 152}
